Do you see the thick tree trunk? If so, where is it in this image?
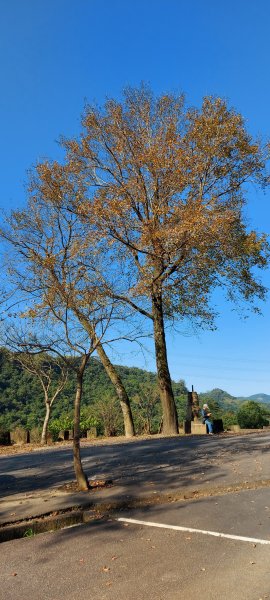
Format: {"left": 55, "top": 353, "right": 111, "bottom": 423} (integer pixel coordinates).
{"left": 151, "top": 289, "right": 178, "bottom": 435}
{"left": 95, "top": 342, "right": 135, "bottom": 438}
{"left": 73, "top": 358, "right": 89, "bottom": 491}
{"left": 41, "top": 402, "right": 51, "bottom": 445}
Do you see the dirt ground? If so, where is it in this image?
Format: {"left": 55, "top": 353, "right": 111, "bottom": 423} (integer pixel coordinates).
{"left": 0, "top": 433, "right": 160, "bottom": 456}
{"left": 0, "top": 428, "right": 268, "bottom": 457}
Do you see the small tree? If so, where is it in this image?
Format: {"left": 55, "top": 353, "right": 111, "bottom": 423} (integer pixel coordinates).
{"left": 3, "top": 316, "right": 100, "bottom": 490}
{"left": 132, "top": 381, "right": 160, "bottom": 434}
{"left": 13, "top": 352, "right": 68, "bottom": 445}
{"left": 93, "top": 392, "right": 124, "bottom": 437}
{"left": 237, "top": 401, "right": 269, "bottom": 429}
{"left": 221, "top": 411, "right": 238, "bottom": 430}
{"left": 1, "top": 197, "right": 136, "bottom": 437}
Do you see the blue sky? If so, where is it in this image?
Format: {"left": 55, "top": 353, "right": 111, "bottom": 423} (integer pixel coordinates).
{"left": 0, "top": 0, "right": 269, "bottom": 396}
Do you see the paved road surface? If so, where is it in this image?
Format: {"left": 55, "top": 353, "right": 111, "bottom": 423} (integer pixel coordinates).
{"left": 1, "top": 486, "right": 269, "bottom": 600}
{"left": 1, "top": 432, "right": 270, "bottom": 499}
{"left": 1, "top": 433, "right": 270, "bottom": 599}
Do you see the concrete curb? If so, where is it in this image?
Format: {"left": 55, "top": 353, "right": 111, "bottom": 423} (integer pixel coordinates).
{"left": 1, "top": 477, "right": 270, "bottom": 544}
{"left": 0, "top": 509, "right": 85, "bottom": 543}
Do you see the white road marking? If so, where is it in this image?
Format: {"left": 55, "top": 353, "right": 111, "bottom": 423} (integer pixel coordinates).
{"left": 118, "top": 517, "right": 270, "bottom": 546}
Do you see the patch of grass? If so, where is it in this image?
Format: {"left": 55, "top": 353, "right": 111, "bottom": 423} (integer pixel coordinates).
{"left": 23, "top": 528, "right": 35, "bottom": 538}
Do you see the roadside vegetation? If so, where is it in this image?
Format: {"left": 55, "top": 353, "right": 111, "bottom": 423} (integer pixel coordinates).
{"left": 0, "top": 348, "right": 269, "bottom": 440}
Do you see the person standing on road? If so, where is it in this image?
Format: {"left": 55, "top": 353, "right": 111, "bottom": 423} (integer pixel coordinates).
{"left": 202, "top": 403, "right": 214, "bottom": 434}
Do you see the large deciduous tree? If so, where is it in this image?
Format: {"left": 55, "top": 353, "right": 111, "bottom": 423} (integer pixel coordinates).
{"left": 39, "top": 86, "right": 268, "bottom": 435}
{"left": 3, "top": 86, "right": 269, "bottom": 436}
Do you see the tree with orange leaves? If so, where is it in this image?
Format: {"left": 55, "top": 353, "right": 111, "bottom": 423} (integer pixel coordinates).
{"left": 56, "top": 86, "right": 269, "bottom": 434}
{"left": 3, "top": 86, "right": 269, "bottom": 436}
{"left": 1, "top": 198, "right": 137, "bottom": 439}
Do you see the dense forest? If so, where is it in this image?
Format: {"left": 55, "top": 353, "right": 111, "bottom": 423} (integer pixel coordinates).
{"left": 1, "top": 347, "right": 269, "bottom": 437}
{"left": 0, "top": 348, "right": 188, "bottom": 435}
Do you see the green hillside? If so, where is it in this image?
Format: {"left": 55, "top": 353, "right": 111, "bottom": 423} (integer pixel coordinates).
{"left": 200, "top": 388, "right": 270, "bottom": 410}
{"left": 0, "top": 348, "right": 188, "bottom": 433}
{"left": 0, "top": 348, "right": 269, "bottom": 434}
{"left": 199, "top": 388, "right": 240, "bottom": 412}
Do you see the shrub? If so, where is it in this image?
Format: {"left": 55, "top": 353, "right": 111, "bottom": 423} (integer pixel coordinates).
{"left": 221, "top": 412, "right": 238, "bottom": 430}
{"left": 237, "top": 401, "right": 269, "bottom": 429}
{"left": 79, "top": 408, "right": 101, "bottom": 435}
{"left": 49, "top": 414, "right": 73, "bottom": 440}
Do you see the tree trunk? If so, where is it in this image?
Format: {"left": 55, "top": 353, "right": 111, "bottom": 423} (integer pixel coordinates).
{"left": 41, "top": 401, "right": 51, "bottom": 445}
{"left": 95, "top": 342, "right": 135, "bottom": 437}
{"left": 73, "top": 357, "right": 89, "bottom": 491}
{"left": 77, "top": 315, "right": 135, "bottom": 437}
{"left": 151, "top": 289, "right": 178, "bottom": 435}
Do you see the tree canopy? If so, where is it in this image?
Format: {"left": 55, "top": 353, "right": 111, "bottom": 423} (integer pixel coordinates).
{"left": 1, "top": 85, "right": 269, "bottom": 435}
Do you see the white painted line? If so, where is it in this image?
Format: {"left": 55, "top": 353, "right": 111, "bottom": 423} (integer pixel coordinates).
{"left": 118, "top": 518, "right": 270, "bottom": 546}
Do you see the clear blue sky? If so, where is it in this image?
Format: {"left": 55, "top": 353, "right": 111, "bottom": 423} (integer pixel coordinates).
{"left": 1, "top": 0, "right": 269, "bottom": 396}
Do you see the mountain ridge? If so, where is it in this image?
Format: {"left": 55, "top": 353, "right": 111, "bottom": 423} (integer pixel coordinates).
{"left": 199, "top": 387, "right": 270, "bottom": 407}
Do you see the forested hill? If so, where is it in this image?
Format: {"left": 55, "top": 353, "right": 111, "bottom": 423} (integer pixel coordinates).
{"left": 0, "top": 348, "right": 188, "bottom": 429}
{"left": 244, "top": 393, "right": 270, "bottom": 404}
{"left": 0, "top": 348, "right": 269, "bottom": 431}
{"left": 199, "top": 388, "right": 239, "bottom": 411}
{"left": 200, "top": 388, "right": 270, "bottom": 410}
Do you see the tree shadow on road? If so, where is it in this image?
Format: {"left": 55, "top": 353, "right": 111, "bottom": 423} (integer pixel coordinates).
{"left": 0, "top": 433, "right": 269, "bottom": 502}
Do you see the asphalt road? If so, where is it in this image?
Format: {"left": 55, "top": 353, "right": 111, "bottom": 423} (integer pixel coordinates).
{"left": 1, "top": 432, "right": 270, "bottom": 499}
{"left": 1, "top": 432, "right": 270, "bottom": 599}
{"left": 1, "top": 487, "right": 270, "bottom": 600}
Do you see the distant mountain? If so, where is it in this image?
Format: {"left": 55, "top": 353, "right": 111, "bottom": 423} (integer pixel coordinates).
{"left": 200, "top": 388, "right": 236, "bottom": 401}
{"left": 245, "top": 393, "right": 270, "bottom": 404}
{"left": 200, "top": 388, "right": 270, "bottom": 409}
{"left": 199, "top": 388, "right": 239, "bottom": 411}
